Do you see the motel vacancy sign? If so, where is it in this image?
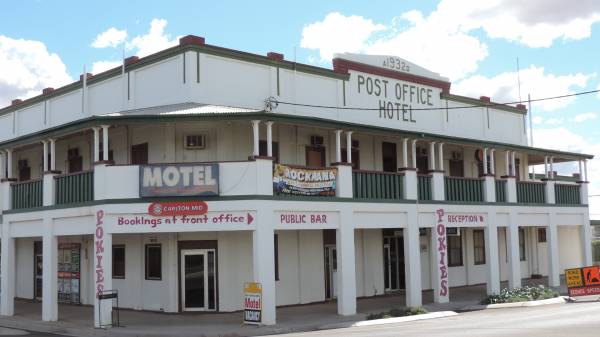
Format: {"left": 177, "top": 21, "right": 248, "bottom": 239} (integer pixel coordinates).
{"left": 243, "top": 282, "right": 262, "bottom": 325}
{"left": 139, "top": 164, "right": 219, "bottom": 197}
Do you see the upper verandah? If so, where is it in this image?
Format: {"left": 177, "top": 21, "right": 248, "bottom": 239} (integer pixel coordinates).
{"left": 0, "top": 34, "right": 549, "bottom": 148}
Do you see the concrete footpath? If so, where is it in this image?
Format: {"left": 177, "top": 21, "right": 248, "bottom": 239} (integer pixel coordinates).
{"left": 0, "top": 281, "right": 565, "bottom": 337}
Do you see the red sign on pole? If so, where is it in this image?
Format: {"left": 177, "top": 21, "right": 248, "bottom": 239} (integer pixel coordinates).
{"left": 148, "top": 201, "right": 208, "bottom": 217}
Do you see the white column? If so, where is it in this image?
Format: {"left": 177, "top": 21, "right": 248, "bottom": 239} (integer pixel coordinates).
{"left": 251, "top": 120, "right": 260, "bottom": 157}
{"left": 0, "top": 151, "right": 5, "bottom": 180}
{"left": 49, "top": 138, "right": 56, "bottom": 171}
{"left": 93, "top": 127, "right": 100, "bottom": 162}
{"left": 93, "top": 209, "right": 113, "bottom": 327}
{"left": 101, "top": 125, "right": 109, "bottom": 161}
{"left": 431, "top": 208, "right": 449, "bottom": 303}
{"left": 505, "top": 151, "right": 510, "bottom": 177}
{"left": 544, "top": 156, "right": 549, "bottom": 179}
{"left": 336, "top": 208, "right": 356, "bottom": 315}
{"left": 547, "top": 217, "right": 560, "bottom": 287}
{"left": 335, "top": 130, "right": 342, "bottom": 163}
{"left": 583, "top": 160, "right": 588, "bottom": 181}
{"left": 346, "top": 131, "right": 353, "bottom": 164}
{"left": 578, "top": 161, "right": 583, "bottom": 181}
{"left": 402, "top": 138, "right": 408, "bottom": 168}
{"left": 6, "top": 149, "right": 13, "bottom": 179}
{"left": 42, "top": 220, "right": 58, "bottom": 322}
{"left": 411, "top": 140, "right": 417, "bottom": 169}
{"left": 549, "top": 156, "right": 554, "bottom": 179}
{"left": 506, "top": 218, "right": 521, "bottom": 289}
{"left": 404, "top": 211, "right": 422, "bottom": 307}
{"left": 42, "top": 140, "right": 48, "bottom": 172}
{"left": 511, "top": 152, "right": 516, "bottom": 177}
{"left": 252, "top": 207, "right": 276, "bottom": 324}
{"left": 266, "top": 121, "right": 274, "bottom": 157}
{"left": 428, "top": 142, "right": 436, "bottom": 171}
{"left": 0, "top": 223, "right": 16, "bottom": 316}
{"left": 437, "top": 143, "right": 444, "bottom": 171}
{"left": 483, "top": 148, "right": 488, "bottom": 175}
{"left": 581, "top": 213, "right": 593, "bottom": 266}
{"left": 490, "top": 149, "right": 495, "bottom": 175}
{"left": 485, "top": 212, "right": 500, "bottom": 295}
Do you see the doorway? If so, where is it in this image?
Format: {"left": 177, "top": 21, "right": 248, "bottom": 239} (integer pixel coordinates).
{"left": 180, "top": 249, "right": 217, "bottom": 311}
{"left": 383, "top": 231, "right": 405, "bottom": 291}
{"left": 324, "top": 245, "right": 337, "bottom": 299}
{"left": 34, "top": 241, "right": 43, "bottom": 300}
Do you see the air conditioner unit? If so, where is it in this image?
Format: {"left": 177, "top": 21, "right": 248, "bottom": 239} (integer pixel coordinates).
{"left": 184, "top": 134, "right": 206, "bottom": 149}
{"left": 311, "top": 135, "right": 324, "bottom": 146}
{"left": 446, "top": 227, "right": 461, "bottom": 236}
{"left": 451, "top": 151, "right": 463, "bottom": 161}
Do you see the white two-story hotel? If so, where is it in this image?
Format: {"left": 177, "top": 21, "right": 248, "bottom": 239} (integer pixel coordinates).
{"left": 0, "top": 35, "right": 593, "bottom": 327}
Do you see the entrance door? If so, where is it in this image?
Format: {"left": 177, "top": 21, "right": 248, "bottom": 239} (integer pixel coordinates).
{"left": 324, "top": 245, "right": 337, "bottom": 299}
{"left": 34, "top": 241, "right": 43, "bottom": 299}
{"left": 383, "top": 234, "right": 405, "bottom": 291}
{"left": 180, "top": 249, "right": 217, "bottom": 311}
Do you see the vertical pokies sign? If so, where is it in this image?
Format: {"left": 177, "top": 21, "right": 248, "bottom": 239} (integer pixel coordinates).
{"left": 95, "top": 210, "right": 105, "bottom": 298}
{"left": 436, "top": 209, "right": 448, "bottom": 297}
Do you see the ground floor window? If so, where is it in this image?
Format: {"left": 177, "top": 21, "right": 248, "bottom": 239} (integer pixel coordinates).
{"left": 519, "top": 228, "right": 526, "bottom": 261}
{"left": 538, "top": 228, "right": 547, "bottom": 242}
{"left": 145, "top": 244, "right": 162, "bottom": 280}
{"left": 113, "top": 245, "right": 126, "bottom": 279}
{"left": 448, "top": 234, "right": 463, "bottom": 267}
{"left": 473, "top": 230, "right": 486, "bottom": 265}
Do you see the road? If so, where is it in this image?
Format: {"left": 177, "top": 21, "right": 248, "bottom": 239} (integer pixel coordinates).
{"left": 0, "top": 327, "right": 60, "bottom": 337}
{"left": 268, "top": 300, "right": 600, "bottom": 337}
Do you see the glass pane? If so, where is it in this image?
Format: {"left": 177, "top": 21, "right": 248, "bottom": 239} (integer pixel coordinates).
{"left": 208, "top": 252, "right": 215, "bottom": 310}
{"left": 185, "top": 254, "right": 205, "bottom": 308}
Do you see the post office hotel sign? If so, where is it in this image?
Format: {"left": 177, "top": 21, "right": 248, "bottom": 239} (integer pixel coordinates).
{"left": 140, "top": 163, "right": 219, "bottom": 197}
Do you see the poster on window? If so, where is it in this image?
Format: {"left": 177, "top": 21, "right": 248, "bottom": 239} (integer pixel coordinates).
{"left": 57, "top": 243, "right": 81, "bottom": 304}
{"left": 273, "top": 164, "right": 337, "bottom": 196}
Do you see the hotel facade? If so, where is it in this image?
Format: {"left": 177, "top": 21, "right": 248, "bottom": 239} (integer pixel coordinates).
{"left": 0, "top": 35, "right": 593, "bottom": 327}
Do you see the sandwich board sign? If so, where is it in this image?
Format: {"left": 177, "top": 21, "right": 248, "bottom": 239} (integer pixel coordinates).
{"left": 243, "top": 282, "right": 262, "bottom": 324}
{"left": 565, "top": 265, "right": 600, "bottom": 297}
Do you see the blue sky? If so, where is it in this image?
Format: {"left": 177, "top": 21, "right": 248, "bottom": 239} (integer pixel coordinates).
{"left": 1, "top": 0, "right": 599, "bottom": 216}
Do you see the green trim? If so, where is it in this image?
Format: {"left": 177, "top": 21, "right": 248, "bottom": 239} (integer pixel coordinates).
{"left": 591, "top": 220, "right": 600, "bottom": 226}
{"left": 442, "top": 93, "right": 526, "bottom": 115}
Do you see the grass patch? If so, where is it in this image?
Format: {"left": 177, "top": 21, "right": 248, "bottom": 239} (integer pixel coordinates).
{"left": 481, "top": 285, "right": 559, "bottom": 305}
{"left": 366, "top": 306, "right": 428, "bottom": 320}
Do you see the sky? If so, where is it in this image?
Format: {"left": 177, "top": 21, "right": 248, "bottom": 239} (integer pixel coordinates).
{"left": 0, "top": 0, "right": 599, "bottom": 217}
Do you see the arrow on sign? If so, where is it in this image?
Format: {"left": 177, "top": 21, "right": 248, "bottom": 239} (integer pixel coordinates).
{"left": 247, "top": 213, "right": 254, "bottom": 225}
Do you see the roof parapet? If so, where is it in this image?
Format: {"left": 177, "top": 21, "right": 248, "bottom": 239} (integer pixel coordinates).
{"left": 179, "top": 35, "right": 206, "bottom": 46}
{"left": 267, "top": 52, "right": 284, "bottom": 61}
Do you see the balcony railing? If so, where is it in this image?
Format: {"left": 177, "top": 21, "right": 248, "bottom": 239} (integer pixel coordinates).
{"left": 352, "top": 170, "right": 404, "bottom": 200}
{"left": 495, "top": 180, "right": 507, "bottom": 203}
{"left": 554, "top": 183, "right": 581, "bottom": 205}
{"left": 55, "top": 171, "right": 94, "bottom": 205}
{"left": 517, "top": 181, "right": 546, "bottom": 204}
{"left": 444, "top": 176, "right": 484, "bottom": 202}
{"left": 418, "top": 175, "right": 432, "bottom": 201}
{"left": 11, "top": 179, "right": 43, "bottom": 209}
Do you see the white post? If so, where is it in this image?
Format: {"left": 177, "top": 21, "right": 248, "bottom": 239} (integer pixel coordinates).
{"left": 49, "top": 138, "right": 56, "bottom": 171}
{"left": 346, "top": 131, "right": 353, "bottom": 164}
{"left": 547, "top": 218, "right": 560, "bottom": 287}
{"left": 0, "top": 223, "right": 16, "bottom": 316}
{"left": 6, "top": 149, "right": 13, "bottom": 179}
{"left": 336, "top": 208, "right": 356, "bottom": 315}
{"left": 578, "top": 161, "right": 583, "bottom": 181}
{"left": 93, "top": 127, "right": 100, "bottom": 162}
{"left": 101, "top": 125, "right": 109, "bottom": 161}
{"left": 549, "top": 156, "right": 554, "bottom": 179}
{"left": 483, "top": 148, "right": 488, "bottom": 175}
{"left": 252, "top": 207, "right": 276, "bottom": 324}
{"left": 251, "top": 120, "right": 260, "bottom": 157}
{"left": 511, "top": 151, "right": 516, "bottom": 177}
{"left": 42, "top": 219, "right": 58, "bottom": 321}
{"left": 544, "top": 156, "right": 549, "bottom": 179}
{"left": 0, "top": 151, "right": 5, "bottom": 180}
{"left": 485, "top": 212, "right": 500, "bottom": 295}
{"left": 42, "top": 140, "right": 48, "bottom": 172}
{"left": 429, "top": 142, "right": 436, "bottom": 171}
{"left": 505, "top": 151, "right": 510, "bottom": 177}
{"left": 335, "top": 130, "right": 342, "bottom": 163}
{"left": 581, "top": 213, "right": 593, "bottom": 266}
{"left": 93, "top": 209, "right": 112, "bottom": 328}
{"left": 438, "top": 143, "right": 444, "bottom": 171}
{"left": 411, "top": 140, "right": 417, "bottom": 169}
{"left": 266, "top": 121, "right": 274, "bottom": 157}
{"left": 402, "top": 138, "right": 408, "bottom": 168}
{"left": 583, "top": 160, "right": 588, "bottom": 182}
{"left": 506, "top": 217, "right": 521, "bottom": 289}
{"left": 404, "top": 211, "right": 422, "bottom": 307}
{"left": 431, "top": 208, "right": 449, "bottom": 303}
{"left": 490, "top": 149, "right": 495, "bottom": 175}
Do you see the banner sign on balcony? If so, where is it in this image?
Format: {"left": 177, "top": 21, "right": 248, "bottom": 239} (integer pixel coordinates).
{"left": 565, "top": 265, "right": 600, "bottom": 297}
{"left": 243, "top": 282, "right": 262, "bottom": 325}
{"left": 139, "top": 164, "right": 219, "bottom": 197}
{"left": 148, "top": 201, "right": 208, "bottom": 217}
{"left": 273, "top": 164, "right": 337, "bottom": 196}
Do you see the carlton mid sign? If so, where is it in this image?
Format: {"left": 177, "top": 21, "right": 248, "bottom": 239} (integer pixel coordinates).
{"left": 140, "top": 164, "right": 219, "bottom": 197}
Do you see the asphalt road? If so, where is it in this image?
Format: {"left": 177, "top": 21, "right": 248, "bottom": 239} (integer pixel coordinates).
{"left": 269, "top": 300, "right": 600, "bottom": 337}
{"left": 0, "top": 327, "right": 61, "bottom": 337}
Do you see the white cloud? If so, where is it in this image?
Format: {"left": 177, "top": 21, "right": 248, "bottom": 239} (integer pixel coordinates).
{"left": 0, "top": 35, "right": 72, "bottom": 107}
{"left": 545, "top": 118, "right": 564, "bottom": 125}
{"left": 453, "top": 66, "right": 592, "bottom": 111}
{"left": 92, "top": 27, "right": 127, "bottom": 48}
{"left": 127, "top": 19, "right": 180, "bottom": 57}
{"left": 91, "top": 60, "right": 121, "bottom": 74}
{"left": 572, "top": 112, "right": 597, "bottom": 123}
{"left": 532, "top": 116, "right": 544, "bottom": 124}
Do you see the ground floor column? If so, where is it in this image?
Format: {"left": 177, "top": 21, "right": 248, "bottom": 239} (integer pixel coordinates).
{"left": 547, "top": 218, "right": 560, "bottom": 287}
{"left": 431, "top": 209, "right": 449, "bottom": 303}
{"left": 404, "top": 212, "right": 422, "bottom": 307}
{"left": 0, "top": 224, "right": 15, "bottom": 316}
{"left": 581, "top": 216, "right": 593, "bottom": 266}
{"left": 506, "top": 220, "right": 521, "bottom": 289}
{"left": 42, "top": 226, "right": 58, "bottom": 321}
{"left": 253, "top": 208, "right": 276, "bottom": 325}
{"left": 93, "top": 210, "right": 112, "bottom": 328}
{"left": 485, "top": 212, "right": 500, "bottom": 295}
{"left": 336, "top": 209, "right": 356, "bottom": 315}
